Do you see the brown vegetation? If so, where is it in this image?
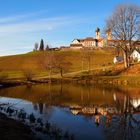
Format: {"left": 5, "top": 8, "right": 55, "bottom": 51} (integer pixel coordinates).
{"left": 0, "top": 49, "right": 115, "bottom": 79}
{"left": 121, "top": 63, "right": 140, "bottom": 75}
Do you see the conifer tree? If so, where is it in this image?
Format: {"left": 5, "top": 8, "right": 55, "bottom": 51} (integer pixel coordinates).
{"left": 39, "top": 39, "right": 44, "bottom": 51}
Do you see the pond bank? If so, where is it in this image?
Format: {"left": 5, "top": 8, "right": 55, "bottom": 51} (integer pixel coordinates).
{"left": 0, "top": 75, "right": 140, "bottom": 87}
{"left": 0, "top": 112, "right": 37, "bottom": 140}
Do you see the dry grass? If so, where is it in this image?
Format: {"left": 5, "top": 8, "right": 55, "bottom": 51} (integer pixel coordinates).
{"left": 121, "top": 63, "right": 140, "bottom": 76}
{"left": 0, "top": 49, "right": 115, "bottom": 79}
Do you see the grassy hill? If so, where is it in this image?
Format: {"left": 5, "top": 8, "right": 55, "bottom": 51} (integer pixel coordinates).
{"left": 0, "top": 48, "right": 116, "bottom": 79}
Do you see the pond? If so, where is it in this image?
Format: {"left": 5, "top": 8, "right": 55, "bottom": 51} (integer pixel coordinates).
{"left": 0, "top": 83, "right": 140, "bottom": 140}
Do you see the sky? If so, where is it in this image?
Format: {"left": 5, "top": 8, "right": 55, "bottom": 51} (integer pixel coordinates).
{"left": 0, "top": 0, "right": 140, "bottom": 56}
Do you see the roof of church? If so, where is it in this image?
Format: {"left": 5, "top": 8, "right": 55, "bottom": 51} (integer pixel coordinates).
{"left": 72, "top": 37, "right": 104, "bottom": 42}
{"left": 70, "top": 44, "right": 83, "bottom": 47}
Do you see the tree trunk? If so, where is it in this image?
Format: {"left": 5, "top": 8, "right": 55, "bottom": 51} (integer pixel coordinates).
{"left": 60, "top": 69, "right": 63, "bottom": 78}
{"left": 88, "top": 59, "right": 90, "bottom": 72}
{"left": 127, "top": 56, "right": 130, "bottom": 67}
{"left": 123, "top": 50, "right": 129, "bottom": 68}
{"left": 49, "top": 69, "right": 52, "bottom": 83}
{"left": 82, "top": 60, "right": 84, "bottom": 71}
{"left": 124, "top": 51, "right": 127, "bottom": 68}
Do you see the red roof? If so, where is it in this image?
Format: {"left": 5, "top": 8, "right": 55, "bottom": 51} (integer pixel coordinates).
{"left": 70, "top": 44, "right": 83, "bottom": 47}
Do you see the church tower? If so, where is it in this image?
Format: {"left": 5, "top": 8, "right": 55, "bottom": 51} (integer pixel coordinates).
{"left": 95, "top": 27, "right": 100, "bottom": 40}
{"left": 106, "top": 29, "right": 112, "bottom": 40}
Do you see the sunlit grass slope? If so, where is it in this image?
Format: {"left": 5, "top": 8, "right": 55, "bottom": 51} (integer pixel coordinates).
{"left": 0, "top": 48, "right": 115, "bottom": 79}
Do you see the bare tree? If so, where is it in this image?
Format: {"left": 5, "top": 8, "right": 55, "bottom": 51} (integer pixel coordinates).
{"left": 80, "top": 48, "right": 85, "bottom": 71}
{"left": 39, "top": 51, "right": 55, "bottom": 81}
{"left": 105, "top": 4, "right": 140, "bottom": 68}
{"left": 116, "top": 46, "right": 121, "bottom": 56}
{"left": 39, "top": 52, "right": 72, "bottom": 79}
{"left": 33, "top": 43, "right": 39, "bottom": 51}
{"left": 53, "top": 54, "right": 72, "bottom": 78}
{"left": 23, "top": 70, "right": 34, "bottom": 81}
{"left": 81, "top": 47, "right": 92, "bottom": 72}
{"left": 45, "top": 44, "right": 50, "bottom": 51}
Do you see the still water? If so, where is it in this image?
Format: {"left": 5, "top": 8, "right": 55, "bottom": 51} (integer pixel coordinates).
{"left": 0, "top": 83, "right": 140, "bottom": 140}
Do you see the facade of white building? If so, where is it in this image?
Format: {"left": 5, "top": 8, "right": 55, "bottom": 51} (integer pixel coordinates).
{"left": 130, "top": 50, "right": 140, "bottom": 62}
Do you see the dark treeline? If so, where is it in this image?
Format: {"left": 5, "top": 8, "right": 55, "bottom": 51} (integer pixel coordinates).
{"left": 33, "top": 39, "right": 51, "bottom": 51}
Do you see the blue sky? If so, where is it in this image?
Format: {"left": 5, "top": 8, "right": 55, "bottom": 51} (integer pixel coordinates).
{"left": 0, "top": 0, "right": 140, "bottom": 56}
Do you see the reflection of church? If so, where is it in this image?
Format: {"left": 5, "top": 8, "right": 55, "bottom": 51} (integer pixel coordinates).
{"left": 70, "top": 97, "right": 140, "bottom": 115}
{"left": 70, "top": 106, "right": 117, "bottom": 116}
{"left": 69, "top": 95, "right": 140, "bottom": 127}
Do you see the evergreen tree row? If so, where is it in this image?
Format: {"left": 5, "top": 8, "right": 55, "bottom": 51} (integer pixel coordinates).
{"left": 33, "top": 39, "right": 50, "bottom": 51}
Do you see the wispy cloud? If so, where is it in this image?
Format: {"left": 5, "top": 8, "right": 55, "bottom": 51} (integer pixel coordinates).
{"left": 0, "top": 15, "right": 94, "bottom": 37}
{"left": 0, "top": 11, "right": 103, "bottom": 56}
{"left": 0, "top": 10, "right": 48, "bottom": 24}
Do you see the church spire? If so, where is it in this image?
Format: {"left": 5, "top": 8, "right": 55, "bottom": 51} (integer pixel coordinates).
{"left": 95, "top": 27, "right": 100, "bottom": 40}
{"left": 106, "top": 28, "right": 111, "bottom": 40}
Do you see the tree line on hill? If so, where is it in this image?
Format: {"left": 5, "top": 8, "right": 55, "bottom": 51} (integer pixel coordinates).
{"left": 33, "top": 39, "right": 50, "bottom": 51}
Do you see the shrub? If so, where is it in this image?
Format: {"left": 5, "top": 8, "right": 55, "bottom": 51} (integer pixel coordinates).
{"left": 23, "top": 70, "right": 34, "bottom": 81}
{"left": 0, "top": 72, "right": 8, "bottom": 81}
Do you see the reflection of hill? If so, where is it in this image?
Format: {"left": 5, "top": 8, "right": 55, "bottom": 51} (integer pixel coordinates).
{"left": 0, "top": 84, "right": 140, "bottom": 112}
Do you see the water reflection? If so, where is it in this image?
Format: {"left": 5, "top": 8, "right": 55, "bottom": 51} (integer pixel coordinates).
{"left": 0, "top": 84, "right": 140, "bottom": 140}
{"left": 105, "top": 94, "right": 140, "bottom": 140}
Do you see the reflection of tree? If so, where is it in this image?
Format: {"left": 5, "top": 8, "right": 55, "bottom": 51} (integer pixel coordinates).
{"left": 33, "top": 103, "right": 53, "bottom": 119}
{"left": 105, "top": 94, "right": 140, "bottom": 140}
{"left": 33, "top": 104, "right": 38, "bottom": 111}
{"left": 38, "top": 103, "right": 43, "bottom": 114}
{"left": 94, "top": 108, "right": 100, "bottom": 127}
{"left": 0, "top": 103, "right": 75, "bottom": 140}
